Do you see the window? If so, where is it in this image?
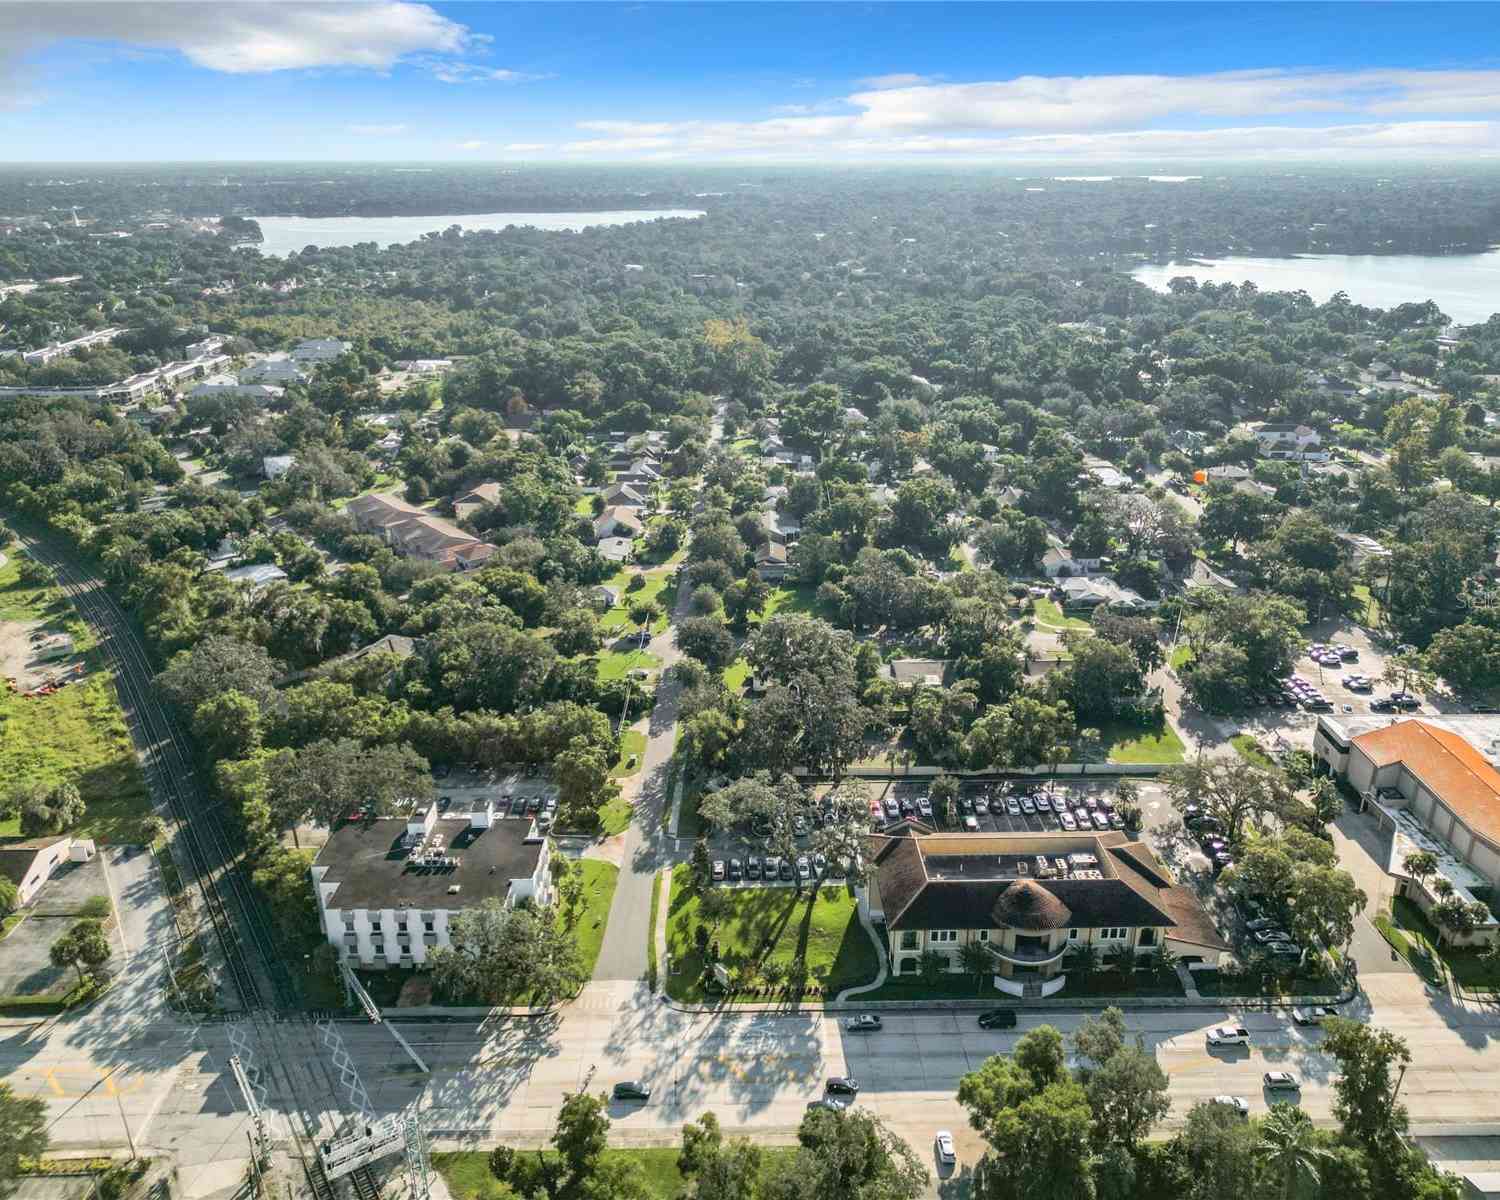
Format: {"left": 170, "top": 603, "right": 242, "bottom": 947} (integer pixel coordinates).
{"left": 900, "top": 930, "right": 920, "bottom": 950}
{"left": 1068, "top": 929, "right": 1080, "bottom": 941}
{"left": 977, "top": 930, "right": 990, "bottom": 942}
{"left": 1098, "top": 928, "right": 1128, "bottom": 941}
{"left": 1138, "top": 928, "right": 1157, "bottom": 946}
{"left": 899, "top": 957, "right": 919, "bottom": 974}
{"left": 930, "top": 930, "right": 959, "bottom": 944}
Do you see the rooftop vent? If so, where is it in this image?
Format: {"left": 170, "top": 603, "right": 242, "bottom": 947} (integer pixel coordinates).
{"left": 447, "top": 884, "right": 461, "bottom": 895}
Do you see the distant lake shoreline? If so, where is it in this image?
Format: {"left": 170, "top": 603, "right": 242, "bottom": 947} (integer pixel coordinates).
{"left": 1132, "top": 250, "right": 1500, "bottom": 325}
{"left": 250, "top": 209, "right": 707, "bottom": 257}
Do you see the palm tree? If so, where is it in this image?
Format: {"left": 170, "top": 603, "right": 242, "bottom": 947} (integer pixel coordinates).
{"left": 958, "top": 939, "right": 998, "bottom": 993}
{"left": 1255, "top": 1104, "right": 1332, "bottom": 1200}
{"left": 1403, "top": 850, "right": 1438, "bottom": 896}
{"left": 1145, "top": 944, "right": 1179, "bottom": 985}
{"left": 1067, "top": 943, "right": 1102, "bottom": 989}
{"left": 1105, "top": 941, "right": 1137, "bottom": 987}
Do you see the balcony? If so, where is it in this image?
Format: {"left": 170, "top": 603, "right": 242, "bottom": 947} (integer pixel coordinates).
{"left": 989, "top": 940, "right": 1068, "bottom": 966}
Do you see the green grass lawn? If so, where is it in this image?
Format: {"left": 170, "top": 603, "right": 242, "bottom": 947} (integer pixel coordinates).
{"left": 573, "top": 494, "right": 595, "bottom": 516}
{"left": 754, "top": 585, "right": 837, "bottom": 625}
{"left": 436, "top": 1148, "right": 797, "bottom": 1200}
{"left": 611, "top": 729, "right": 647, "bottom": 779}
{"left": 1168, "top": 644, "right": 1193, "bottom": 670}
{"left": 1377, "top": 895, "right": 1500, "bottom": 993}
{"left": 647, "top": 869, "right": 663, "bottom": 990}
{"left": 1096, "top": 720, "right": 1186, "bottom": 764}
{"left": 1352, "top": 583, "right": 1383, "bottom": 629}
{"left": 664, "top": 878, "right": 878, "bottom": 1003}
{"left": 596, "top": 647, "right": 661, "bottom": 682}
{"left": 0, "top": 560, "right": 151, "bottom": 842}
{"left": 1231, "top": 733, "right": 1276, "bottom": 769}
{"left": 600, "top": 566, "right": 674, "bottom": 634}
{"left": 568, "top": 860, "right": 619, "bottom": 980}
{"left": 1032, "top": 598, "right": 1092, "bottom": 630}
{"left": 723, "top": 657, "right": 751, "bottom": 691}
{"left": 861, "top": 968, "right": 1181, "bottom": 1002}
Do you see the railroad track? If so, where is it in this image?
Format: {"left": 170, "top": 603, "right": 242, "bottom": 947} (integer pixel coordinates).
{"left": 17, "top": 530, "right": 387, "bottom": 1196}
{"left": 15, "top": 531, "right": 299, "bottom": 1011}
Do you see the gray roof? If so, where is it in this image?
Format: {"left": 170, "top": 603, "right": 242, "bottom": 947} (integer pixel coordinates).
{"left": 314, "top": 815, "right": 544, "bottom": 911}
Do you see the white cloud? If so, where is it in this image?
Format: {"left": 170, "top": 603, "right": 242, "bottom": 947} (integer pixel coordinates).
{"left": 426, "top": 61, "right": 549, "bottom": 84}
{"left": 856, "top": 73, "right": 935, "bottom": 90}
{"left": 349, "top": 122, "right": 409, "bottom": 136}
{"left": 0, "top": 2, "right": 540, "bottom": 107}
{"left": 456, "top": 140, "right": 487, "bottom": 151}
{"left": 503, "top": 143, "right": 548, "bottom": 153}
{"left": 563, "top": 68, "right": 1500, "bottom": 160}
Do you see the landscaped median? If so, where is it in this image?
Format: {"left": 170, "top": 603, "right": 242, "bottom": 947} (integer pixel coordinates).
{"left": 1375, "top": 895, "right": 1500, "bottom": 995}
{"left": 663, "top": 873, "right": 878, "bottom": 1003}
{"left": 436, "top": 1147, "right": 797, "bottom": 1200}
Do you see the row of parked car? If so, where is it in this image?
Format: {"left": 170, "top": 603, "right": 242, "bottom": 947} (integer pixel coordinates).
{"left": 711, "top": 852, "right": 844, "bottom": 884}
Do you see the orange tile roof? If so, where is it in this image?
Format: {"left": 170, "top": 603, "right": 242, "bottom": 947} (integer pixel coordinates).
{"left": 1353, "top": 720, "right": 1500, "bottom": 849}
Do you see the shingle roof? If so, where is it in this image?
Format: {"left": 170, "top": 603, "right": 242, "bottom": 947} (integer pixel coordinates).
{"left": 873, "top": 829, "right": 1222, "bottom": 946}
{"left": 1354, "top": 720, "right": 1500, "bottom": 849}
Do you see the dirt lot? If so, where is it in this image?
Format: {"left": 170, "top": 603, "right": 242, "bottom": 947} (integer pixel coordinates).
{"left": 1, "top": 617, "right": 87, "bottom": 693}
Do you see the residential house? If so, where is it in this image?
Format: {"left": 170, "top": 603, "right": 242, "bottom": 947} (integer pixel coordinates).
{"left": 1058, "top": 575, "right": 1152, "bottom": 612}
{"left": 262, "top": 455, "right": 295, "bottom": 480}
{"left": 346, "top": 492, "right": 498, "bottom": 572}
{"left": 755, "top": 541, "right": 788, "bottom": 582}
{"left": 592, "top": 585, "right": 621, "bottom": 609}
{"left": 1251, "top": 423, "right": 1322, "bottom": 454}
{"left": 1183, "top": 559, "right": 1241, "bottom": 594}
{"left": 884, "top": 659, "right": 955, "bottom": 688}
{"left": 1083, "top": 456, "right": 1132, "bottom": 490}
{"left": 190, "top": 378, "right": 283, "bottom": 404}
{"left": 224, "top": 562, "right": 289, "bottom": 590}
{"left": 0, "top": 836, "right": 96, "bottom": 908}
{"left": 395, "top": 359, "right": 453, "bottom": 374}
{"left": 1202, "top": 465, "right": 1252, "bottom": 483}
{"left": 602, "top": 483, "right": 648, "bottom": 511}
{"left": 310, "top": 802, "right": 551, "bottom": 969}
{"left": 594, "top": 507, "right": 645, "bottom": 540}
{"left": 864, "top": 829, "right": 1227, "bottom": 997}
{"left": 597, "top": 537, "right": 634, "bottom": 564}
{"left": 1041, "top": 546, "right": 1103, "bottom": 578}
{"left": 452, "top": 482, "right": 502, "bottom": 523}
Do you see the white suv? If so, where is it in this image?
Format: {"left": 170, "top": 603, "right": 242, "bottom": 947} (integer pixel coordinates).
{"left": 1207, "top": 1025, "right": 1250, "bottom": 1046}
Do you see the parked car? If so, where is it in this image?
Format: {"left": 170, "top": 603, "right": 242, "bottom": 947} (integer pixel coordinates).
{"left": 1291, "top": 1005, "right": 1336, "bottom": 1025}
{"left": 977, "top": 1009, "right": 1017, "bottom": 1029}
{"left": 1245, "top": 916, "right": 1282, "bottom": 933}
{"left": 1033, "top": 795, "right": 1052, "bottom": 813}
{"left": 1264, "top": 941, "right": 1302, "bottom": 959}
{"left": 1020, "top": 797, "right": 1036, "bottom": 815}
{"left": 1058, "top": 811, "right": 1078, "bottom": 831}
{"left": 826, "top": 1077, "right": 860, "bottom": 1095}
{"left": 917, "top": 799, "right": 934, "bottom": 819}
{"left": 779, "top": 858, "right": 795, "bottom": 882}
{"left": 975, "top": 798, "right": 990, "bottom": 815}
{"left": 1388, "top": 692, "right": 1421, "bottom": 710}
{"left": 745, "top": 857, "right": 762, "bottom": 880}
{"left": 935, "top": 1131, "right": 956, "bottom": 1166}
{"left": 1211, "top": 1095, "right": 1250, "bottom": 1117}
{"left": 1263, "top": 1071, "right": 1300, "bottom": 1091}
{"left": 796, "top": 855, "right": 812, "bottom": 881}
{"left": 1091, "top": 811, "right": 1111, "bottom": 831}
{"left": 846, "top": 1015, "right": 882, "bottom": 1032}
{"left": 1207, "top": 1025, "right": 1250, "bottom": 1046}
{"left": 1252, "top": 928, "right": 1291, "bottom": 945}
{"left": 960, "top": 797, "right": 975, "bottom": 814}
{"left": 711, "top": 860, "right": 726, "bottom": 882}
{"left": 813, "top": 853, "right": 828, "bottom": 875}
{"left": 612, "top": 1081, "right": 651, "bottom": 1101}
{"left": 964, "top": 816, "right": 980, "bottom": 831}
{"left": 1005, "top": 797, "right": 1020, "bottom": 816}
{"left": 807, "top": 1097, "right": 850, "bottom": 1113}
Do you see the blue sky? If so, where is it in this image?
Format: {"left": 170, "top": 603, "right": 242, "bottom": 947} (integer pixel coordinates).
{"left": 5, "top": 2, "right": 1500, "bottom": 161}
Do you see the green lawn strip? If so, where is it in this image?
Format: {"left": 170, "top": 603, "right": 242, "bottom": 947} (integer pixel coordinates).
{"left": 1376, "top": 896, "right": 1500, "bottom": 993}
{"left": 676, "top": 778, "right": 704, "bottom": 841}
{"left": 436, "top": 1148, "right": 797, "bottom": 1200}
{"left": 1096, "top": 720, "right": 1186, "bottom": 764}
{"left": 664, "top": 878, "right": 878, "bottom": 1003}
{"left": 1168, "top": 644, "right": 1193, "bottom": 670}
{"left": 723, "top": 658, "right": 751, "bottom": 691}
{"left": 1230, "top": 733, "right": 1275, "bottom": 769}
{"left": 573, "top": 494, "right": 595, "bottom": 516}
{"left": 611, "top": 729, "right": 647, "bottom": 779}
{"left": 1031, "top": 598, "right": 1092, "bottom": 630}
{"left": 1193, "top": 968, "right": 1343, "bottom": 999}
{"left": 1352, "top": 583, "right": 1382, "bottom": 629}
{"left": 858, "top": 969, "right": 1181, "bottom": 1002}
{"left": 596, "top": 647, "right": 662, "bottom": 682}
{"left": 569, "top": 861, "right": 619, "bottom": 980}
{"left": 1, "top": 913, "right": 23, "bottom": 939}
{"left": 0, "top": 562, "right": 151, "bottom": 843}
{"left": 646, "top": 869, "right": 663, "bottom": 990}
{"left": 754, "top": 585, "right": 837, "bottom": 626}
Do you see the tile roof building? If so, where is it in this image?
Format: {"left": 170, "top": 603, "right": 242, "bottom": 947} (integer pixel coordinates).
{"left": 865, "top": 829, "right": 1226, "bottom": 997}
{"left": 1316, "top": 716, "right": 1500, "bottom": 945}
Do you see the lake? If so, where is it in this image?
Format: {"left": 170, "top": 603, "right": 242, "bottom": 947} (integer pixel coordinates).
{"left": 251, "top": 209, "right": 706, "bottom": 257}
{"left": 1132, "top": 251, "right": 1500, "bottom": 326}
